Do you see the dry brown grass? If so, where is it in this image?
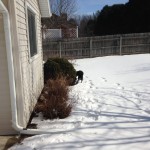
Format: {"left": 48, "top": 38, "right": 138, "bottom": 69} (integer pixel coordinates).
{"left": 35, "top": 76, "right": 72, "bottom": 119}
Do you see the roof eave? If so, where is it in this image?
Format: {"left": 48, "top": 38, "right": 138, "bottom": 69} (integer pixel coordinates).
{"left": 38, "top": 0, "right": 52, "bottom": 18}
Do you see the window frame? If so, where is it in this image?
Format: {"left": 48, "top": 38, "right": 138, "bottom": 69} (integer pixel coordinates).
{"left": 26, "top": 3, "right": 39, "bottom": 62}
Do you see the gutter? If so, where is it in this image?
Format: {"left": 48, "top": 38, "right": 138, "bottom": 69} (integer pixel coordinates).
{"left": 0, "top": 0, "right": 65, "bottom": 135}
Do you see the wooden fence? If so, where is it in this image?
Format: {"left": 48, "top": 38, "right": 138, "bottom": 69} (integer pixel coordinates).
{"left": 43, "top": 32, "right": 150, "bottom": 60}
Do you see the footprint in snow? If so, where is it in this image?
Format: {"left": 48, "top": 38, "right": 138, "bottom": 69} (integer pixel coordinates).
{"left": 129, "top": 92, "right": 141, "bottom": 104}
{"left": 132, "top": 92, "right": 141, "bottom": 101}
{"left": 101, "top": 77, "right": 107, "bottom": 82}
{"left": 89, "top": 82, "right": 94, "bottom": 86}
{"left": 134, "top": 92, "right": 141, "bottom": 97}
{"left": 115, "top": 83, "right": 125, "bottom": 90}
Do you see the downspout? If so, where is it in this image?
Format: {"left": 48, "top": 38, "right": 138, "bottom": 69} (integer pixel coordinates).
{"left": 0, "top": 0, "right": 24, "bottom": 132}
{"left": 0, "top": 0, "right": 67, "bottom": 135}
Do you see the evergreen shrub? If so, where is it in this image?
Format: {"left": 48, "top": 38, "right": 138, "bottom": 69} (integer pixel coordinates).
{"left": 44, "top": 57, "right": 76, "bottom": 85}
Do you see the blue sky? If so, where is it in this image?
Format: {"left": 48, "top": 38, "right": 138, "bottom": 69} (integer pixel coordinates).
{"left": 76, "top": 0, "right": 129, "bottom": 15}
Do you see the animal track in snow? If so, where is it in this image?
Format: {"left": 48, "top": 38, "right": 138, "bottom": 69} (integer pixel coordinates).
{"left": 115, "top": 83, "right": 125, "bottom": 90}
{"left": 134, "top": 92, "right": 141, "bottom": 97}
{"left": 101, "top": 77, "right": 107, "bottom": 82}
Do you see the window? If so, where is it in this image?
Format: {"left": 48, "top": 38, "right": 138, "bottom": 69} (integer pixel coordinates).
{"left": 27, "top": 9, "right": 37, "bottom": 57}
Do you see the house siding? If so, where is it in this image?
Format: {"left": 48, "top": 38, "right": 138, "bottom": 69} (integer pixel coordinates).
{"left": 0, "top": 0, "right": 44, "bottom": 135}
{"left": 0, "top": 13, "right": 16, "bottom": 135}
{"left": 15, "top": 0, "right": 43, "bottom": 126}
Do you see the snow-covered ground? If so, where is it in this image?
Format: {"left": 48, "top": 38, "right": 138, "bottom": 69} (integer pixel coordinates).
{"left": 10, "top": 54, "right": 150, "bottom": 150}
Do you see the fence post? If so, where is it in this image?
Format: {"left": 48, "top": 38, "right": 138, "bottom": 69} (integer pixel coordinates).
{"left": 59, "top": 41, "right": 62, "bottom": 58}
{"left": 120, "top": 36, "right": 122, "bottom": 55}
{"left": 59, "top": 28, "right": 62, "bottom": 38}
{"left": 76, "top": 26, "right": 78, "bottom": 38}
{"left": 90, "top": 39, "right": 93, "bottom": 58}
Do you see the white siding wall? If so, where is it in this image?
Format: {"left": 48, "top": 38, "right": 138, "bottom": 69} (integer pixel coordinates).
{"left": 15, "top": 0, "right": 43, "bottom": 126}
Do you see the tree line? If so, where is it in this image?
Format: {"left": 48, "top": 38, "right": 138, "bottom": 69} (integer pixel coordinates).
{"left": 79, "top": 0, "right": 150, "bottom": 37}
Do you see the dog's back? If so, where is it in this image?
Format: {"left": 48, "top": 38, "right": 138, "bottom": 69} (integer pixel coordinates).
{"left": 76, "top": 70, "right": 84, "bottom": 82}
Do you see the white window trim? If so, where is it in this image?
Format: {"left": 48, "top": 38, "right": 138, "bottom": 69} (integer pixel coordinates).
{"left": 26, "top": 2, "right": 39, "bottom": 63}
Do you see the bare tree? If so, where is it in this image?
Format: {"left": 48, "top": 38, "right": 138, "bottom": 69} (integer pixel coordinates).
{"left": 50, "top": 0, "right": 77, "bottom": 18}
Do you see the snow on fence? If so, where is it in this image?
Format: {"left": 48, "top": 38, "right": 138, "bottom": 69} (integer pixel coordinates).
{"left": 43, "top": 32, "right": 150, "bottom": 60}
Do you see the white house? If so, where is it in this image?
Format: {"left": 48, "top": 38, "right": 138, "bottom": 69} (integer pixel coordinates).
{"left": 0, "top": 0, "right": 51, "bottom": 135}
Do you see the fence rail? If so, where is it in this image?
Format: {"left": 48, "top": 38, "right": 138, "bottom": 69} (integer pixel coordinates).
{"left": 43, "top": 32, "right": 150, "bottom": 60}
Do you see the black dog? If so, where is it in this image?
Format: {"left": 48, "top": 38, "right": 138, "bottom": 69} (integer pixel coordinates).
{"left": 76, "top": 70, "right": 84, "bottom": 84}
